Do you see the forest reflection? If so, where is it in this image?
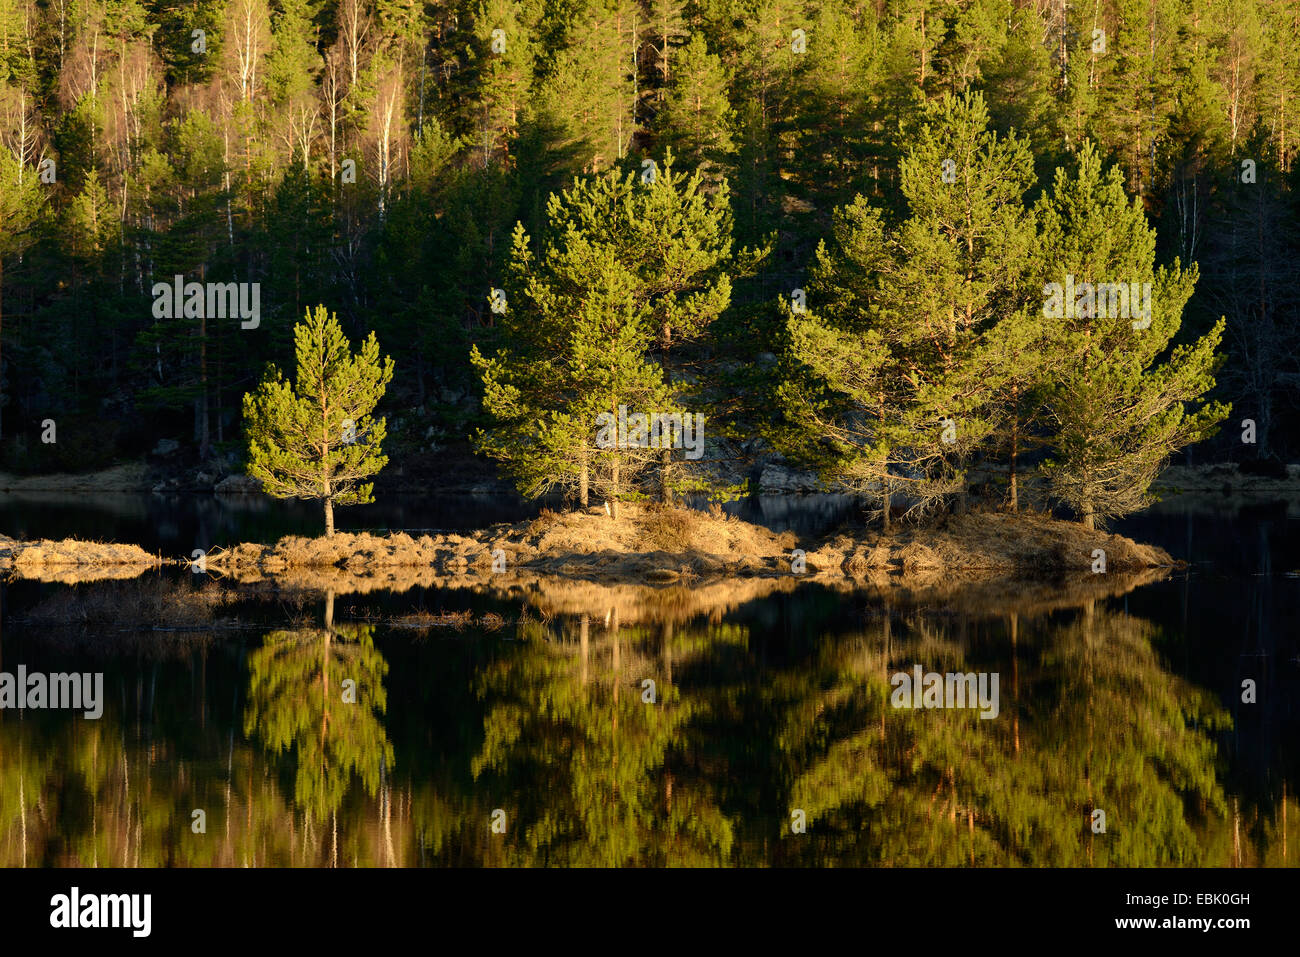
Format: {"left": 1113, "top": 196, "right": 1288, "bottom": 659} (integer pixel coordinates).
{"left": 0, "top": 579, "right": 1293, "bottom": 867}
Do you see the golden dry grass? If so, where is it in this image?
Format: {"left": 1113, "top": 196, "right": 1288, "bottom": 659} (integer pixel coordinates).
{"left": 2, "top": 504, "right": 1176, "bottom": 589}
{"left": 204, "top": 503, "right": 799, "bottom": 583}
{"left": 0, "top": 535, "right": 164, "bottom": 582}
{"left": 811, "top": 510, "right": 1173, "bottom": 577}
{"left": 205, "top": 505, "right": 1175, "bottom": 584}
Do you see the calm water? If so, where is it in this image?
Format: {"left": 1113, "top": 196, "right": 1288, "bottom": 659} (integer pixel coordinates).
{"left": 0, "top": 493, "right": 1296, "bottom": 866}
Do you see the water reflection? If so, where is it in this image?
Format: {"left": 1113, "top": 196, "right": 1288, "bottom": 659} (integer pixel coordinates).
{"left": 243, "top": 595, "right": 395, "bottom": 835}
{"left": 781, "top": 602, "right": 1229, "bottom": 865}
{"left": 0, "top": 575, "right": 1294, "bottom": 867}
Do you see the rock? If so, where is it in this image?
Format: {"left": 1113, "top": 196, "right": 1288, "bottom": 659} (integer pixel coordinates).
{"left": 215, "top": 474, "right": 263, "bottom": 495}
{"left": 758, "top": 464, "right": 823, "bottom": 493}
{"left": 152, "top": 438, "right": 180, "bottom": 457}
{"left": 193, "top": 471, "right": 216, "bottom": 487}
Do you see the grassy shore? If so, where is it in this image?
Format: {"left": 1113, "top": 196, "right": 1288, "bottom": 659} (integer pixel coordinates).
{"left": 0, "top": 534, "right": 166, "bottom": 582}
{"left": 201, "top": 504, "right": 1173, "bottom": 582}
{"left": 1, "top": 504, "right": 1174, "bottom": 586}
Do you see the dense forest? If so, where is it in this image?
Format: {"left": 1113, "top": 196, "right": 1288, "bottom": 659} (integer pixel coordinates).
{"left": 0, "top": 0, "right": 1297, "bottom": 519}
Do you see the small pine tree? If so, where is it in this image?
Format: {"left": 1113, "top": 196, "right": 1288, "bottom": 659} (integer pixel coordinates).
{"left": 473, "top": 159, "right": 747, "bottom": 512}
{"left": 243, "top": 305, "right": 395, "bottom": 536}
{"left": 472, "top": 222, "right": 674, "bottom": 515}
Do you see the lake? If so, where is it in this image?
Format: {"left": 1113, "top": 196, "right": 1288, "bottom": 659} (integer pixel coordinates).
{"left": 0, "top": 492, "right": 1296, "bottom": 866}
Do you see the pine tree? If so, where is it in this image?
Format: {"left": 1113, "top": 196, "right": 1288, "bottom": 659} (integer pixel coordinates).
{"left": 790, "top": 93, "right": 1037, "bottom": 512}
{"left": 266, "top": 0, "right": 324, "bottom": 106}
{"left": 243, "top": 305, "right": 395, "bottom": 536}
{"left": 466, "top": 0, "right": 537, "bottom": 163}
{"left": 534, "top": 0, "right": 639, "bottom": 172}
{"left": 472, "top": 220, "right": 673, "bottom": 514}
{"left": 775, "top": 198, "right": 900, "bottom": 525}
{"left": 1034, "top": 143, "right": 1229, "bottom": 528}
{"left": 471, "top": 157, "right": 742, "bottom": 510}
{"left": 655, "top": 33, "right": 734, "bottom": 176}
{"left": 979, "top": 8, "right": 1059, "bottom": 173}
{"left": 790, "top": 0, "right": 878, "bottom": 211}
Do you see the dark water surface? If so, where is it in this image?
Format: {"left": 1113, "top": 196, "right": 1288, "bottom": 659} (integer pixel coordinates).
{"left": 0, "top": 493, "right": 1296, "bottom": 866}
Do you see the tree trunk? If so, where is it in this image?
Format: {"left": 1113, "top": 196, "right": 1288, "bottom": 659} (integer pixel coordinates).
{"left": 882, "top": 476, "right": 891, "bottom": 533}
{"left": 579, "top": 446, "right": 589, "bottom": 508}
{"left": 1009, "top": 404, "right": 1019, "bottom": 513}
{"left": 324, "top": 498, "right": 335, "bottom": 536}
{"left": 878, "top": 394, "right": 889, "bottom": 531}
{"left": 610, "top": 460, "right": 620, "bottom": 519}
{"left": 1082, "top": 508, "right": 1095, "bottom": 531}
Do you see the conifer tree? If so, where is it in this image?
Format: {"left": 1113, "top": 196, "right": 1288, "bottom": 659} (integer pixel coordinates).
{"left": 466, "top": 0, "right": 537, "bottom": 163}
{"left": 472, "top": 221, "right": 673, "bottom": 514}
{"left": 243, "top": 305, "right": 395, "bottom": 536}
{"left": 779, "top": 91, "right": 1038, "bottom": 523}
{"left": 535, "top": 0, "right": 639, "bottom": 171}
{"left": 655, "top": 33, "right": 734, "bottom": 177}
{"left": 472, "top": 159, "right": 743, "bottom": 510}
{"left": 1034, "top": 143, "right": 1229, "bottom": 528}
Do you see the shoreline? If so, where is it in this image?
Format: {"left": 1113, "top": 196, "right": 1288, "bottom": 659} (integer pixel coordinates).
{"left": 2, "top": 506, "right": 1177, "bottom": 586}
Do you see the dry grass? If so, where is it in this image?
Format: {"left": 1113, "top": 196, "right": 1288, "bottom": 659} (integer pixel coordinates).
{"left": 204, "top": 502, "right": 799, "bottom": 583}
{"left": 641, "top": 505, "right": 704, "bottom": 552}
{"left": 1, "top": 535, "right": 164, "bottom": 582}
{"left": 2, "top": 503, "right": 1177, "bottom": 592}
{"left": 812, "top": 510, "right": 1174, "bottom": 576}
{"left": 207, "top": 506, "right": 1176, "bottom": 586}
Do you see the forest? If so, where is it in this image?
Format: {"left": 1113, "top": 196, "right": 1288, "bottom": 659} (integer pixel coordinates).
{"left": 0, "top": 0, "right": 1297, "bottom": 525}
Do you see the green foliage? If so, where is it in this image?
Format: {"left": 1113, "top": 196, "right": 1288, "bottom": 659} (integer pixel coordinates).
{"left": 778, "top": 91, "right": 1040, "bottom": 519}
{"left": 0, "top": 0, "right": 1293, "bottom": 479}
{"left": 243, "top": 305, "right": 395, "bottom": 533}
{"left": 472, "top": 157, "right": 746, "bottom": 506}
{"left": 778, "top": 96, "right": 1228, "bottom": 526}
{"left": 1034, "top": 144, "right": 1230, "bottom": 526}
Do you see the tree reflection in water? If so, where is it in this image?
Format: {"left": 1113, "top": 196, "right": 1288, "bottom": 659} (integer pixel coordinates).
{"left": 0, "top": 575, "right": 1293, "bottom": 866}
{"left": 243, "top": 592, "right": 396, "bottom": 861}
